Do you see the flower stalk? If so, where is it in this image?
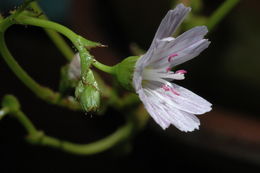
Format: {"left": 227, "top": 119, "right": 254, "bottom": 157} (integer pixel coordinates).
{"left": 2, "top": 94, "right": 136, "bottom": 155}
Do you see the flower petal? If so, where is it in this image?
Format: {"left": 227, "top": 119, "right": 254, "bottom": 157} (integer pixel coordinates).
{"left": 151, "top": 4, "right": 191, "bottom": 46}
{"left": 135, "top": 4, "right": 191, "bottom": 68}
{"left": 163, "top": 83, "right": 212, "bottom": 114}
{"left": 149, "top": 26, "right": 210, "bottom": 68}
{"left": 145, "top": 82, "right": 212, "bottom": 115}
{"left": 138, "top": 87, "right": 201, "bottom": 132}
{"left": 138, "top": 90, "right": 171, "bottom": 129}
{"left": 172, "top": 83, "right": 212, "bottom": 107}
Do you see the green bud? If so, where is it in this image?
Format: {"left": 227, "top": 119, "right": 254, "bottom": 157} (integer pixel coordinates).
{"left": 75, "top": 70, "right": 100, "bottom": 112}
{"left": 113, "top": 56, "right": 140, "bottom": 91}
{"left": 1, "top": 95, "right": 20, "bottom": 112}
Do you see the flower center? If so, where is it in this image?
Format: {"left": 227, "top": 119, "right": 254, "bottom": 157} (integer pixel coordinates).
{"left": 141, "top": 67, "right": 187, "bottom": 96}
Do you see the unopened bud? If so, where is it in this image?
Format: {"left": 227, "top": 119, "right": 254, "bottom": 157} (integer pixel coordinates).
{"left": 75, "top": 70, "right": 100, "bottom": 112}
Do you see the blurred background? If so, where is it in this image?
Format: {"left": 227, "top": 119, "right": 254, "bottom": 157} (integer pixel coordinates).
{"left": 0, "top": 0, "right": 260, "bottom": 172}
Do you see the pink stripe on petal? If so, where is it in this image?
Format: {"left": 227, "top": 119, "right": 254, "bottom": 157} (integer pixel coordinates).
{"left": 162, "top": 85, "right": 180, "bottom": 96}
{"left": 170, "top": 88, "right": 180, "bottom": 96}
{"left": 162, "top": 85, "right": 170, "bottom": 91}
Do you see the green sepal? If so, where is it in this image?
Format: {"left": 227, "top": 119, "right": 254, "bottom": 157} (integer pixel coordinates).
{"left": 113, "top": 56, "right": 140, "bottom": 91}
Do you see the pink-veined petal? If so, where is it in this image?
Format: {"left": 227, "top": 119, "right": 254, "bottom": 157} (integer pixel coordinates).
{"left": 151, "top": 4, "right": 191, "bottom": 47}
{"left": 136, "top": 4, "right": 191, "bottom": 68}
{"left": 149, "top": 26, "right": 210, "bottom": 68}
{"left": 138, "top": 88, "right": 201, "bottom": 132}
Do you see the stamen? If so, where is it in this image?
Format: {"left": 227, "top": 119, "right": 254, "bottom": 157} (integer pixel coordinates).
{"left": 168, "top": 53, "right": 178, "bottom": 62}
{"left": 175, "top": 69, "right": 187, "bottom": 74}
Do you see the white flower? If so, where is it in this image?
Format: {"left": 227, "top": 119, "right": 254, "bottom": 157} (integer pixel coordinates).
{"left": 133, "top": 4, "right": 212, "bottom": 132}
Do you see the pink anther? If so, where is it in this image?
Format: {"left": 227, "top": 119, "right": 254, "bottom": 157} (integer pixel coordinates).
{"left": 166, "top": 67, "right": 171, "bottom": 72}
{"left": 175, "top": 70, "right": 187, "bottom": 74}
{"left": 168, "top": 53, "right": 178, "bottom": 62}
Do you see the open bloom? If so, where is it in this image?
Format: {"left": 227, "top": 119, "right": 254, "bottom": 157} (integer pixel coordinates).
{"left": 133, "top": 4, "right": 212, "bottom": 132}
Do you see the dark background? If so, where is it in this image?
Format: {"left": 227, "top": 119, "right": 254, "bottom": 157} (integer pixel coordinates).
{"left": 1, "top": 0, "right": 260, "bottom": 172}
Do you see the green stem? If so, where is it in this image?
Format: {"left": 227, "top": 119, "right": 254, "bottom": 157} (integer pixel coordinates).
{"left": 28, "top": 121, "right": 134, "bottom": 155}
{"left": 10, "top": 107, "right": 134, "bottom": 155}
{"left": 0, "top": 33, "right": 47, "bottom": 97}
{"left": 93, "top": 60, "right": 115, "bottom": 74}
{"left": 16, "top": 15, "right": 100, "bottom": 48}
{"left": 14, "top": 110, "right": 38, "bottom": 136}
{"left": 15, "top": 15, "right": 114, "bottom": 74}
{"left": 0, "top": 32, "right": 80, "bottom": 110}
{"left": 207, "top": 0, "right": 240, "bottom": 31}
{"left": 29, "top": 2, "right": 74, "bottom": 61}
{"left": 16, "top": 15, "right": 78, "bottom": 43}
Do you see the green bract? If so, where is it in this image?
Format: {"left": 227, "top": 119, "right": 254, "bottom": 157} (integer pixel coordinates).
{"left": 113, "top": 56, "right": 140, "bottom": 91}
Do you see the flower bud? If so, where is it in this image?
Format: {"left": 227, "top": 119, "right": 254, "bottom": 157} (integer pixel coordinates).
{"left": 59, "top": 54, "right": 81, "bottom": 94}
{"left": 75, "top": 70, "right": 100, "bottom": 112}
{"left": 112, "top": 56, "right": 140, "bottom": 91}
{"left": 68, "top": 53, "right": 81, "bottom": 80}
